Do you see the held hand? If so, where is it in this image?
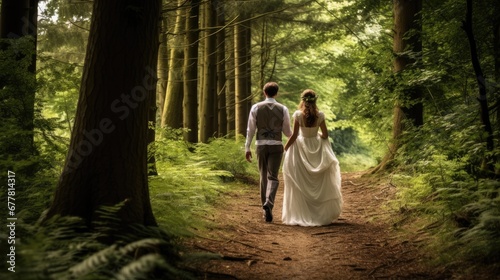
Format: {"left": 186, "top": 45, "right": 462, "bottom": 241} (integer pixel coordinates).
{"left": 245, "top": 151, "right": 252, "bottom": 162}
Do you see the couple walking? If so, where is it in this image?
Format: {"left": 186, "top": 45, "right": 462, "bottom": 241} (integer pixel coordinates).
{"left": 245, "top": 82, "right": 343, "bottom": 226}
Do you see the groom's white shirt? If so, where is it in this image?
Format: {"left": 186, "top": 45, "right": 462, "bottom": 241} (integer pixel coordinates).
{"left": 245, "top": 98, "right": 292, "bottom": 152}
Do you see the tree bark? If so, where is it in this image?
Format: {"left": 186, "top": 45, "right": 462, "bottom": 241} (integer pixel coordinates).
{"left": 200, "top": 0, "right": 218, "bottom": 143}
{"left": 162, "top": 0, "right": 185, "bottom": 129}
{"left": 225, "top": 24, "right": 236, "bottom": 137}
{"left": 183, "top": 0, "right": 200, "bottom": 143}
{"left": 156, "top": 17, "right": 169, "bottom": 126}
{"left": 234, "top": 13, "right": 252, "bottom": 139}
{"left": 373, "top": 0, "right": 422, "bottom": 172}
{"left": 44, "top": 0, "right": 161, "bottom": 226}
{"left": 216, "top": 0, "right": 228, "bottom": 137}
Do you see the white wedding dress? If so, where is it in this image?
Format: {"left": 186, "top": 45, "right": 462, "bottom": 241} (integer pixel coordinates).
{"left": 282, "top": 111, "right": 343, "bottom": 226}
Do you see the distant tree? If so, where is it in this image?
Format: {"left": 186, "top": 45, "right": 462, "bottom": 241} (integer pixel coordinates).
{"left": 217, "top": 0, "right": 228, "bottom": 137}
{"left": 162, "top": 0, "right": 185, "bottom": 129}
{"left": 183, "top": 0, "right": 201, "bottom": 143}
{"left": 44, "top": 0, "right": 161, "bottom": 226}
{"left": 157, "top": 17, "right": 169, "bottom": 126}
{"left": 200, "top": 0, "right": 218, "bottom": 142}
{"left": 225, "top": 23, "right": 236, "bottom": 136}
{"left": 234, "top": 10, "right": 252, "bottom": 138}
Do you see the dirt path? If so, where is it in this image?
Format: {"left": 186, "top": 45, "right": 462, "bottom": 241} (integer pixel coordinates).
{"left": 185, "top": 172, "right": 442, "bottom": 279}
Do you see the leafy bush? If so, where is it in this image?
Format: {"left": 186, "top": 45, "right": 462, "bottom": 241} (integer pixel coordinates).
{"left": 194, "top": 137, "right": 258, "bottom": 180}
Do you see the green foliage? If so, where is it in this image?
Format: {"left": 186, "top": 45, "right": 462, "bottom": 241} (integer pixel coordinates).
{"left": 194, "top": 137, "right": 258, "bottom": 180}
{"left": 0, "top": 37, "right": 37, "bottom": 170}
{"left": 150, "top": 130, "right": 258, "bottom": 235}
{"left": 338, "top": 153, "right": 378, "bottom": 172}
{"left": 329, "top": 126, "right": 379, "bottom": 171}
{"left": 12, "top": 0, "right": 500, "bottom": 276}
{"left": 0, "top": 36, "right": 61, "bottom": 238}
{"left": 0, "top": 128, "right": 253, "bottom": 279}
{"left": 0, "top": 203, "right": 194, "bottom": 280}
{"left": 389, "top": 104, "right": 500, "bottom": 268}
{"left": 456, "top": 195, "right": 500, "bottom": 262}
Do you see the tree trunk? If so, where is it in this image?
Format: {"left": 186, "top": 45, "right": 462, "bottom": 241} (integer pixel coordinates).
{"left": 462, "top": 0, "right": 494, "bottom": 169}
{"left": 44, "top": 0, "right": 161, "bottom": 227}
{"left": 259, "top": 18, "right": 269, "bottom": 89}
{"left": 161, "top": 0, "right": 185, "bottom": 129}
{"left": 156, "top": 17, "right": 169, "bottom": 126}
{"left": 200, "top": 0, "right": 218, "bottom": 143}
{"left": 494, "top": 1, "right": 500, "bottom": 168}
{"left": 216, "top": 0, "right": 228, "bottom": 137}
{"left": 234, "top": 13, "right": 252, "bottom": 139}
{"left": 393, "top": 0, "right": 423, "bottom": 128}
{"left": 373, "top": 0, "right": 422, "bottom": 172}
{"left": 225, "top": 24, "right": 236, "bottom": 137}
{"left": 183, "top": 0, "right": 200, "bottom": 143}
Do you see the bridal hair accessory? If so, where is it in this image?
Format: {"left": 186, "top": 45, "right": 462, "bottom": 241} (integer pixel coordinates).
{"left": 302, "top": 95, "right": 318, "bottom": 103}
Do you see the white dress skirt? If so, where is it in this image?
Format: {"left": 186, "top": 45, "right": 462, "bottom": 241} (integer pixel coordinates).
{"left": 282, "top": 111, "right": 343, "bottom": 226}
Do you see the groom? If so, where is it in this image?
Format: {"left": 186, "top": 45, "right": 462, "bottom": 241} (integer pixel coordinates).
{"left": 245, "top": 82, "right": 292, "bottom": 222}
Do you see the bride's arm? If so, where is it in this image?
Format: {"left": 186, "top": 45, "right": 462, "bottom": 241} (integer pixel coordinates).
{"left": 284, "top": 119, "right": 299, "bottom": 151}
{"left": 319, "top": 120, "right": 329, "bottom": 139}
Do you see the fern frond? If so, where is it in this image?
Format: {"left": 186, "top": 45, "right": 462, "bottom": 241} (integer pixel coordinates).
{"left": 119, "top": 238, "right": 169, "bottom": 256}
{"left": 69, "top": 245, "right": 118, "bottom": 278}
{"left": 115, "top": 254, "right": 189, "bottom": 280}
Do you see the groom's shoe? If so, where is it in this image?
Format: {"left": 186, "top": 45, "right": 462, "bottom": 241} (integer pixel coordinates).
{"left": 263, "top": 206, "right": 273, "bottom": 223}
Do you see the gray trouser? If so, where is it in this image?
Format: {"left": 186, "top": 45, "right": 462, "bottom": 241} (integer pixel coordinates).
{"left": 256, "top": 145, "right": 284, "bottom": 210}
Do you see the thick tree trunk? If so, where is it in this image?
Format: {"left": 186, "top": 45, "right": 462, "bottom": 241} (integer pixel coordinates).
{"left": 234, "top": 13, "right": 252, "bottom": 139}
{"left": 216, "top": 0, "right": 227, "bottom": 137}
{"left": 200, "top": 0, "right": 218, "bottom": 143}
{"left": 161, "top": 0, "right": 185, "bottom": 129}
{"left": 44, "top": 0, "right": 161, "bottom": 226}
{"left": 373, "top": 0, "right": 422, "bottom": 172}
{"left": 183, "top": 0, "right": 200, "bottom": 143}
{"left": 393, "top": 0, "right": 423, "bottom": 127}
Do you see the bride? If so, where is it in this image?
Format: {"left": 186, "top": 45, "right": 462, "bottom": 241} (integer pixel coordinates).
{"left": 282, "top": 89, "right": 343, "bottom": 226}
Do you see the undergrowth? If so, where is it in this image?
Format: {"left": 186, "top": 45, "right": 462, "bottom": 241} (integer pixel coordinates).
{"left": 0, "top": 130, "right": 258, "bottom": 279}
{"left": 386, "top": 111, "right": 500, "bottom": 275}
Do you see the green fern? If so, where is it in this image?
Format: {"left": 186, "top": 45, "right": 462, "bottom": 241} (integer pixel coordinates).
{"left": 69, "top": 245, "right": 119, "bottom": 278}
{"left": 115, "top": 254, "right": 190, "bottom": 280}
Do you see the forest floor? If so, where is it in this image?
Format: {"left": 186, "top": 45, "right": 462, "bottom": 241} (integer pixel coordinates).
{"left": 181, "top": 172, "right": 492, "bottom": 280}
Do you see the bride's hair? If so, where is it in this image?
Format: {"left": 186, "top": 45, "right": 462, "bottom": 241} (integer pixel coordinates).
{"left": 299, "top": 89, "right": 319, "bottom": 127}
